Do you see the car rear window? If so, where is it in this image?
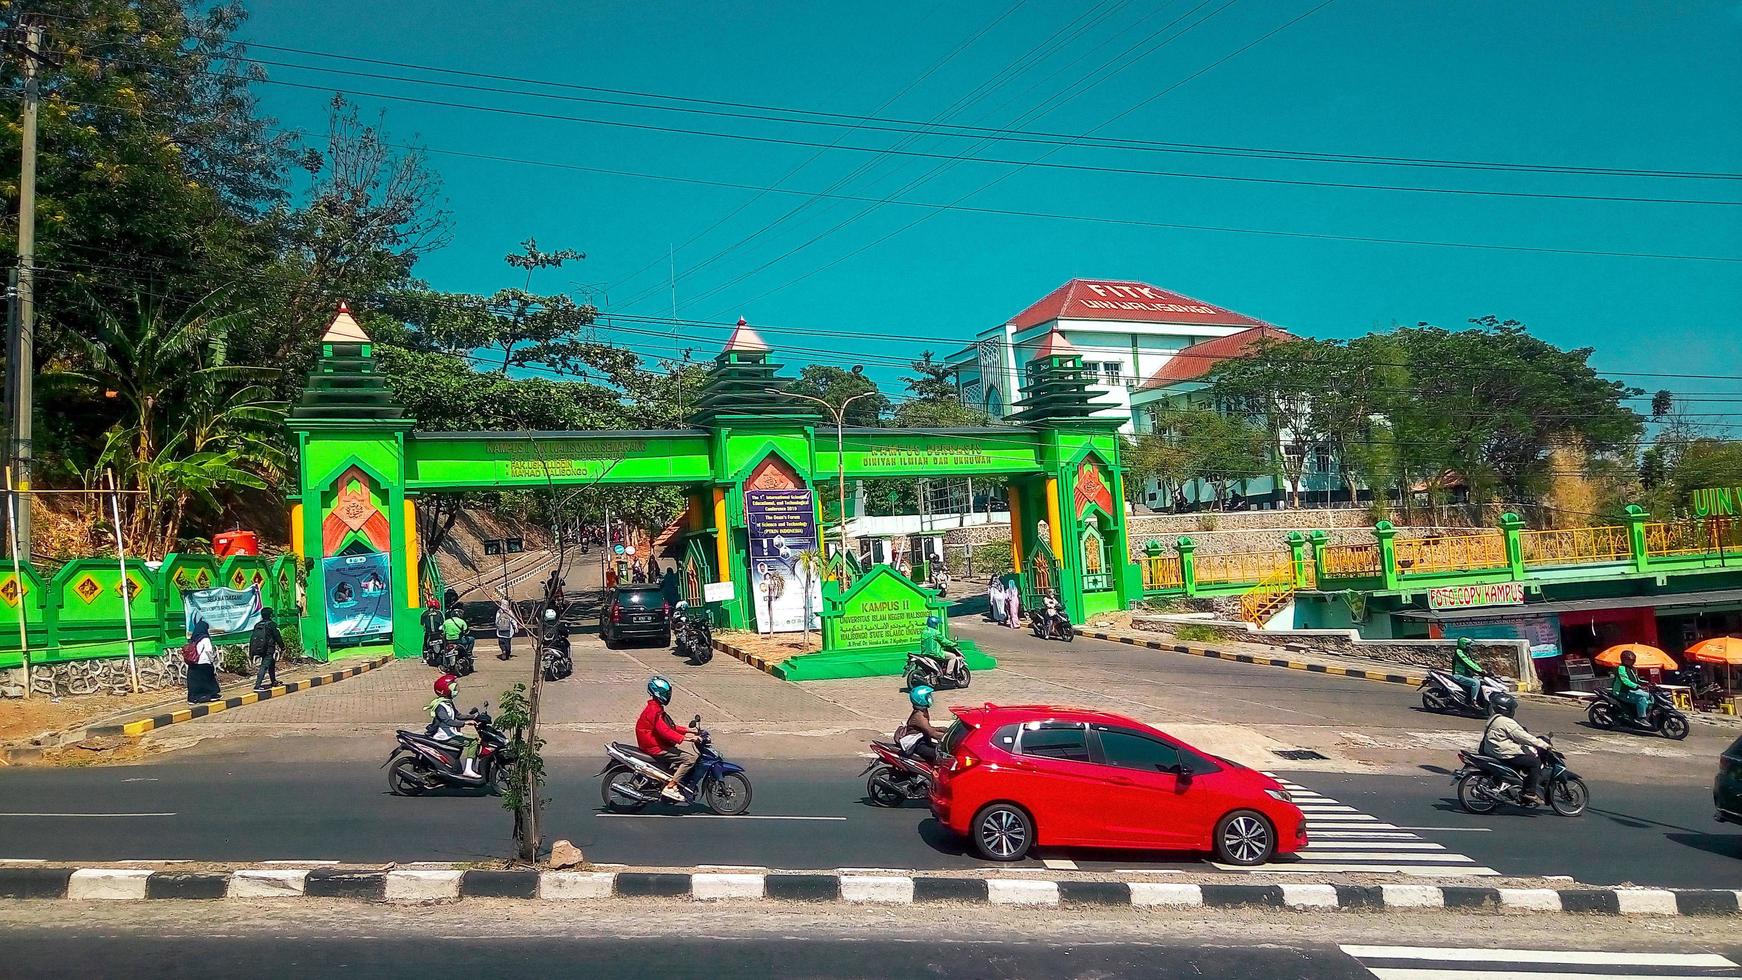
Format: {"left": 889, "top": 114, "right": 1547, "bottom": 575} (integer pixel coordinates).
{"left": 940, "top": 721, "right": 972, "bottom": 756}
{"left": 1018, "top": 723, "right": 1090, "bottom": 762}
{"left": 619, "top": 589, "right": 663, "bottom": 606}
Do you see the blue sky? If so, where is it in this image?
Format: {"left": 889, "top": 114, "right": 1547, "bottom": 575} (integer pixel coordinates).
{"left": 239, "top": 0, "right": 1742, "bottom": 417}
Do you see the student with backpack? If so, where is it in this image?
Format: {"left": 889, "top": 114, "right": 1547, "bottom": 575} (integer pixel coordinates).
{"left": 183, "top": 620, "right": 220, "bottom": 704}
{"left": 251, "top": 608, "right": 285, "bottom": 691}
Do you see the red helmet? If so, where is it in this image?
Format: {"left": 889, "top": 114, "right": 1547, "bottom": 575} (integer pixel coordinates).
{"left": 434, "top": 673, "right": 458, "bottom": 698}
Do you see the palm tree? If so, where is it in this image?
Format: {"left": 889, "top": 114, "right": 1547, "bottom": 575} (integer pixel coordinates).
{"left": 794, "top": 547, "right": 826, "bottom": 650}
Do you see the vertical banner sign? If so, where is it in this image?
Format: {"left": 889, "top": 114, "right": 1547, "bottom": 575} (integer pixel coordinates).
{"left": 322, "top": 553, "right": 393, "bottom": 640}
{"left": 184, "top": 585, "right": 264, "bottom": 637}
{"left": 745, "top": 487, "right": 820, "bottom": 633}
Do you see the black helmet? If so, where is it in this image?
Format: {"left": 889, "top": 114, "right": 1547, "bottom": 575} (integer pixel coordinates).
{"left": 1488, "top": 691, "right": 1517, "bottom": 718}
{"left": 1620, "top": 649, "right": 1637, "bottom": 667}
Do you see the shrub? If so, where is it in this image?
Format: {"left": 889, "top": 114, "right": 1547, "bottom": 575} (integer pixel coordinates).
{"left": 1173, "top": 624, "right": 1223, "bottom": 644}
{"left": 971, "top": 539, "right": 1013, "bottom": 577}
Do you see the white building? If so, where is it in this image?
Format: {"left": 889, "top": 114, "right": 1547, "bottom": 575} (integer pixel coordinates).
{"left": 945, "top": 278, "right": 1275, "bottom": 433}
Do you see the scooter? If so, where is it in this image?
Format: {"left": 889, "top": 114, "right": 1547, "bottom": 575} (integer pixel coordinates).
{"left": 1453, "top": 734, "right": 1588, "bottom": 816}
{"left": 905, "top": 650, "right": 971, "bottom": 691}
{"left": 1419, "top": 669, "right": 1509, "bottom": 715}
{"left": 861, "top": 738, "right": 936, "bottom": 807}
{"left": 1029, "top": 607, "right": 1074, "bottom": 642}
{"left": 540, "top": 643, "right": 572, "bottom": 681}
{"left": 598, "top": 716, "right": 752, "bottom": 815}
{"left": 1587, "top": 687, "right": 1690, "bottom": 740}
{"left": 439, "top": 639, "right": 475, "bottom": 677}
{"left": 673, "top": 607, "right": 714, "bottom": 665}
{"left": 385, "top": 703, "right": 516, "bottom": 796}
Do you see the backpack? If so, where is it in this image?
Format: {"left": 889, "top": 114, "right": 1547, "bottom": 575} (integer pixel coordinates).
{"left": 181, "top": 638, "right": 202, "bottom": 665}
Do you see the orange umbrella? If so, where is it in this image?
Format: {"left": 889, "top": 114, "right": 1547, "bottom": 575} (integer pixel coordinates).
{"left": 1594, "top": 644, "right": 1678, "bottom": 670}
{"left": 1687, "top": 636, "right": 1742, "bottom": 666}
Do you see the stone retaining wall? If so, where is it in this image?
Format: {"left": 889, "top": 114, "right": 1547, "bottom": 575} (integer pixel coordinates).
{"left": 1130, "top": 614, "right": 1533, "bottom": 686}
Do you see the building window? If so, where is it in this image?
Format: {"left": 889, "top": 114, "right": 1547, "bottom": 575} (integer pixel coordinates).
{"left": 1101, "top": 361, "right": 1121, "bottom": 384}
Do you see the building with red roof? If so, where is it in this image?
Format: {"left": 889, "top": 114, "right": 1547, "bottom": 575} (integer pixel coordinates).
{"left": 945, "top": 278, "right": 1281, "bottom": 433}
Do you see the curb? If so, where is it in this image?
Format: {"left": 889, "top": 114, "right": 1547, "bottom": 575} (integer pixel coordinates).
{"left": 85, "top": 656, "right": 394, "bottom": 738}
{"left": 3, "top": 866, "right": 1737, "bottom": 915}
{"left": 710, "top": 637, "right": 784, "bottom": 679}
{"left": 1078, "top": 630, "right": 1426, "bottom": 687}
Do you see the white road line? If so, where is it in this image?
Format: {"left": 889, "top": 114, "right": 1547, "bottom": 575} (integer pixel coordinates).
{"left": 260, "top": 860, "right": 339, "bottom": 866}
{"left": 1365, "top": 972, "right": 1736, "bottom": 980}
{"left": 1310, "top": 832, "right": 1432, "bottom": 840}
{"left": 1296, "top": 804, "right": 1359, "bottom": 812}
{"left": 1380, "top": 827, "right": 1494, "bottom": 833}
{"left": 1292, "top": 852, "right": 1474, "bottom": 863}
{"left": 1041, "top": 858, "right": 1078, "bottom": 870}
{"left": 594, "top": 813, "right": 847, "bottom": 821}
{"left": 1305, "top": 842, "right": 1446, "bottom": 851}
{"left": 0, "top": 858, "right": 44, "bottom": 863}
{"left": 1111, "top": 869, "right": 1182, "bottom": 874}
{"left": 0, "top": 812, "right": 176, "bottom": 818}
{"left": 1224, "top": 863, "right": 1500, "bottom": 876}
{"left": 1341, "top": 947, "right": 1737, "bottom": 967}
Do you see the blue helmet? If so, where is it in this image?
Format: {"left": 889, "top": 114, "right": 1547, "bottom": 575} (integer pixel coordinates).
{"left": 925, "top": 615, "right": 940, "bottom": 629}
{"left": 647, "top": 675, "right": 673, "bottom": 705}
{"left": 909, "top": 685, "right": 934, "bottom": 709}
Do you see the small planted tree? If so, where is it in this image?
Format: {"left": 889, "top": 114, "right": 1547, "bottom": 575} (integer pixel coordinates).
{"left": 498, "top": 682, "right": 546, "bottom": 863}
{"left": 795, "top": 548, "right": 826, "bottom": 650}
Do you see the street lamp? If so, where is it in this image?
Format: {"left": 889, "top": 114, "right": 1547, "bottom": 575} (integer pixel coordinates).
{"left": 766, "top": 386, "right": 875, "bottom": 563}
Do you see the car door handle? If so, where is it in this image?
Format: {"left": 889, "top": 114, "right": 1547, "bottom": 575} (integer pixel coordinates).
{"left": 1107, "top": 775, "right": 1135, "bottom": 786}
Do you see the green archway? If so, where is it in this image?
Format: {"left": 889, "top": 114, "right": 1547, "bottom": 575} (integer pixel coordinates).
{"left": 287, "top": 309, "right": 1137, "bottom": 661}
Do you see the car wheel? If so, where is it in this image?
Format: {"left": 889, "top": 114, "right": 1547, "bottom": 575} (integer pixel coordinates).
{"left": 602, "top": 629, "right": 617, "bottom": 650}
{"left": 1213, "top": 810, "right": 1275, "bottom": 866}
{"left": 971, "top": 803, "right": 1034, "bottom": 862}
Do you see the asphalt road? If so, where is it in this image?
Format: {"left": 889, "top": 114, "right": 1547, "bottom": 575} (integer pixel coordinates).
{"left": 0, "top": 749, "right": 1736, "bottom": 885}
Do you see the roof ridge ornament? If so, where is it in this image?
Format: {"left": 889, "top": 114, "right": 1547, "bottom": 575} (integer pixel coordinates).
{"left": 321, "top": 301, "right": 370, "bottom": 344}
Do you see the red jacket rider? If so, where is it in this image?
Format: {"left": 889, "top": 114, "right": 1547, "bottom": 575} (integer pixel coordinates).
{"left": 636, "top": 698, "right": 688, "bottom": 756}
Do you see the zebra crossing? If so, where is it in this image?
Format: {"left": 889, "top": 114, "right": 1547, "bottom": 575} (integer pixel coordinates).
{"left": 1214, "top": 773, "right": 1498, "bottom": 876}
{"left": 1340, "top": 945, "right": 1741, "bottom": 980}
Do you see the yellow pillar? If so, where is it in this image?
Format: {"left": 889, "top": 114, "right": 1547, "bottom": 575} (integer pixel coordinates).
{"left": 712, "top": 487, "right": 730, "bottom": 581}
{"left": 1045, "top": 477, "right": 1064, "bottom": 557}
{"left": 1007, "top": 487, "right": 1024, "bottom": 571}
{"left": 403, "top": 499, "right": 420, "bottom": 609}
{"left": 687, "top": 492, "right": 705, "bottom": 532}
{"left": 289, "top": 504, "right": 305, "bottom": 558}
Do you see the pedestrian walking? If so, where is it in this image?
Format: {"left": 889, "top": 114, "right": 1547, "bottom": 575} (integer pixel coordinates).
{"left": 987, "top": 577, "right": 1006, "bottom": 624}
{"left": 1002, "top": 575, "right": 1021, "bottom": 629}
{"left": 250, "top": 607, "right": 285, "bottom": 691}
{"left": 495, "top": 600, "right": 517, "bottom": 661}
{"left": 543, "top": 568, "right": 564, "bottom": 611}
{"left": 184, "top": 620, "right": 220, "bottom": 703}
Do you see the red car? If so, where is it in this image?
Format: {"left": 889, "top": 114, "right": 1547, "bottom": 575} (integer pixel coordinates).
{"left": 928, "top": 704, "right": 1307, "bottom": 865}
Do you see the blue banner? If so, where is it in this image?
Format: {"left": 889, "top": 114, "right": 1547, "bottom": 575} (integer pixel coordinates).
{"left": 185, "top": 585, "right": 263, "bottom": 638}
{"left": 323, "top": 553, "right": 393, "bottom": 640}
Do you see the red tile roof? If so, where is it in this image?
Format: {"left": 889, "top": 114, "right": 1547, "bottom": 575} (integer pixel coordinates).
{"left": 1009, "top": 279, "right": 1269, "bottom": 331}
{"left": 1137, "top": 324, "right": 1300, "bottom": 390}
{"left": 1032, "top": 326, "right": 1078, "bottom": 360}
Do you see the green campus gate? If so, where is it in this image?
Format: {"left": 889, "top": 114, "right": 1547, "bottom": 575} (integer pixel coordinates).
{"left": 287, "top": 309, "right": 1139, "bottom": 666}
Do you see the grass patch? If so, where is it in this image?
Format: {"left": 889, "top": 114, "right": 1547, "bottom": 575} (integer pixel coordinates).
{"left": 1172, "top": 624, "right": 1223, "bottom": 644}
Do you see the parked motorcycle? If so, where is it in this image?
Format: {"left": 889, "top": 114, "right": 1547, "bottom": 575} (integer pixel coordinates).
{"left": 1029, "top": 607, "right": 1074, "bottom": 642}
{"left": 1453, "top": 734, "right": 1588, "bottom": 816}
{"left": 861, "top": 738, "right": 935, "bottom": 807}
{"left": 1586, "top": 687, "right": 1689, "bottom": 740}
{"left": 905, "top": 650, "right": 971, "bottom": 691}
{"left": 438, "top": 640, "right": 475, "bottom": 678}
{"left": 673, "top": 607, "right": 714, "bottom": 665}
{"left": 1419, "top": 669, "right": 1509, "bottom": 715}
{"left": 385, "top": 703, "right": 515, "bottom": 796}
{"left": 540, "top": 645, "right": 573, "bottom": 682}
{"left": 598, "top": 716, "right": 752, "bottom": 815}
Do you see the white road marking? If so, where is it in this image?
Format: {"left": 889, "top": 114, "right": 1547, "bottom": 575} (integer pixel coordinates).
{"left": 1341, "top": 947, "right": 1736, "bottom": 967}
{"left": 1292, "top": 851, "right": 1474, "bottom": 862}
{"left": 1041, "top": 858, "right": 1078, "bottom": 870}
{"left": 1305, "top": 841, "right": 1447, "bottom": 851}
{"left": 0, "top": 812, "right": 176, "bottom": 818}
{"left": 1365, "top": 972, "right": 1735, "bottom": 980}
{"left": 1223, "top": 863, "right": 1499, "bottom": 876}
{"left": 594, "top": 813, "right": 847, "bottom": 821}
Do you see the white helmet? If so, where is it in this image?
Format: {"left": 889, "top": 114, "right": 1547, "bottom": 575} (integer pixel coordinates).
{"left": 543, "top": 608, "right": 557, "bottom": 623}
{"left": 675, "top": 600, "right": 689, "bottom": 612}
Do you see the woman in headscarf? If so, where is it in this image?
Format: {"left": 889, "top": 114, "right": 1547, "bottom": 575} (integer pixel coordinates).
{"left": 986, "top": 576, "right": 1006, "bottom": 625}
{"left": 1002, "top": 574, "right": 1021, "bottom": 629}
{"left": 185, "top": 620, "right": 220, "bottom": 704}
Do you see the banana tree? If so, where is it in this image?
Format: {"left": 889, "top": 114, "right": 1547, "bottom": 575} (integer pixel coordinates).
{"left": 794, "top": 547, "right": 827, "bottom": 650}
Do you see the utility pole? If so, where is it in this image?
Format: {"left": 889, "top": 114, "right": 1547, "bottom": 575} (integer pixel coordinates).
{"left": 6, "top": 22, "right": 43, "bottom": 561}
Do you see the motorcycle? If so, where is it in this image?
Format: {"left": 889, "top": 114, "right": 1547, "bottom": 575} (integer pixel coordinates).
{"left": 385, "top": 703, "right": 515, "bottom": 796}
{"left": 438, "top": 640, "right": 475, "bottom": 677}
{"left": 1453, "top": 734, "right": 1588, "bottom": 816}
{"left": 861, "top": 738, "right": 936, "bottom": 807}
{"left": 673, "top": 608, "right": 714, "bottom": 665}
{"left": 1029, "top": 607, "right": 1074, "bottom": 642}
{"left": 1586, "top": 687, "right": 1689, "bottom": 740}
{"left": 1419, "top": 669, "right": 1509, "bottom": 715}
{"left": 905, "top": 650, "right": 971, "bottom": 691}
{"left": 540, "top": 644, "right": 573, "bottom": 682}
{"left": 598, "top": 715, "right": 752, "bottom": 815}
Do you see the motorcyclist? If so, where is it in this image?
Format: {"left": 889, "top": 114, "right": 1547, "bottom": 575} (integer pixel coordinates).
{"left": 441, "top": 604, "right": 474, "bottom": 658}
{"left": 1612, "top": 649, "right": 1651, "bottom": 722}
{"left": 895, "top": 685, "right": 944, "bottom": 764}
{"left": 425, "top": 673, "right": 483, "bottom": 780}
{"left": 1041, "top": 589, "right": 1067, "bottom": 636}
{"left": 1450, "top": 637, "right": 1487, "bottom": 708}
{"left": 919, "top": 615, "right": 964, "bottom": 680}
{"left": 542, "top": 607, "right": 571, "bottom": 654}
{"left": 421, "top": 600, "right": 444, "bottom": 650}
{"left": 635, "top": 675, "right": 698, "bottom": 803}
{"left": 1478, "top": 691, "right": 1549, "bottom": 806}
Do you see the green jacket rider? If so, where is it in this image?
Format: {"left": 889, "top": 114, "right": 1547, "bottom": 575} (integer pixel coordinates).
{"left": 1610, "top": 649, "right": 1651, "bottom": 720}
{"left": 1449, "top": 637, "right": 1486, "bottom": 706}
{"left": 920, "top": 615, "right": 963, "bottom": 675}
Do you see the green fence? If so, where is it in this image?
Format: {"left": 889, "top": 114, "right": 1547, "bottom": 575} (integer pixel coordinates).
{"left": 0, "top": 552, "right": 301, "bottom": 669}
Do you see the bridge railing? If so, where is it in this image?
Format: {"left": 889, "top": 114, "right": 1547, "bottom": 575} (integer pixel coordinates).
{"left": 1393, "top": 533, "right": 1507, "bottom": 575}
{"left": 1519, "top": 525, "right": 1630, "bottom": 567}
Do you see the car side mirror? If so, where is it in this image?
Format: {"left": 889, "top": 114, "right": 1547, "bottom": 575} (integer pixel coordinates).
{"left": 1160, "top": 761, "right": 1192, "bottom": 780}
